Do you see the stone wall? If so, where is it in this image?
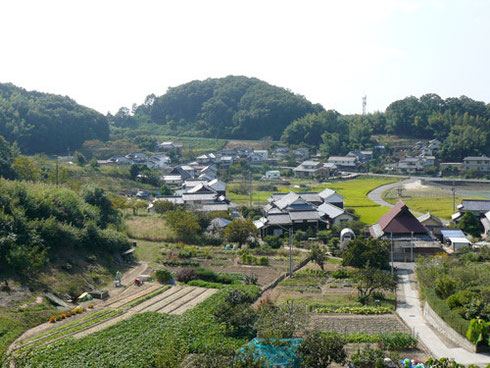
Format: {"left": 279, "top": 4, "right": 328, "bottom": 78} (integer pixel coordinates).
{"left": 423, "top": 301, "right": 476, "bottom": 353}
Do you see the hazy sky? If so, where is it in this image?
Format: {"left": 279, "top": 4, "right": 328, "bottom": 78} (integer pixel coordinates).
{"left": 1, "top": 0, "right": 489, "bottom": 115}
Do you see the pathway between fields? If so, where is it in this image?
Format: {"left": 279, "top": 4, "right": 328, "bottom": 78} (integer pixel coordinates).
{"left": 396, "top": 264, "right": 490, "bottom": 366}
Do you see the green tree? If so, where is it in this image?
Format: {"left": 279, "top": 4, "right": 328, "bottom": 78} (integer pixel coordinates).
{"left": 0, "top": 135, "right": 15, "bottom": 179}
{"left": 353, "top": 267, "right": 397, "bottom": 305}
{"left": 152, "top": 200, "right": 176, "bottom": 214}
{"left": 297, "top": 331, "right": 347, "bottom": 368}
{"left": 160, "top": 184, "right": 173, "bottom": 195}
{"left": 74, "top": 151, "right": 87, "bottom": 166}
{"left": 166, "top": 209, "right": 201, "bottom": 243}
{"left": 129, "top": 200, "right": 147, "bottom": 215}
{"left": 310, "top": 243, "right": 328, "bottom": 270}
{"left": 342, "top": 237, "right": 390, "bottom": 270}
{"left": 255, "top": 300, "right": 309, "bottom": 340}
{"left": 12, "top": 156, "right": 41, "bottom": 181}
{"left": 458, "top": 212, "right": 483, "bottom": 238}
{"left": 224, "top": 219, "right": 257, "bottom": 246}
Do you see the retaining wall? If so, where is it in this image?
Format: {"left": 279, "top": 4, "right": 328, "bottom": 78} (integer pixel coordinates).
{"left": 423, "top": 301, "right": 477, "bottom": 353}
{"left": 260, "top": 256, "right": 311, "bottom": 295}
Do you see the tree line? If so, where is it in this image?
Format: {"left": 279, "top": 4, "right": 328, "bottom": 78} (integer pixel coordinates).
{"left": 281, "top": 94, "right": 490, "bottom": 161}
{"left": 0, "top": 83, "right": 110, "bottom": 154}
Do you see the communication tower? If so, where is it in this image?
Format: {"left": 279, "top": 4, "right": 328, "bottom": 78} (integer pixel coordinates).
{"left": 362, "top": 95, "right": 367, "bottom": 115}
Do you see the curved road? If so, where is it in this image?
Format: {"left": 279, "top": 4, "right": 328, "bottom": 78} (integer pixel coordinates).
{"left": 367, "top": 179, "right": 419, "bottom": 209}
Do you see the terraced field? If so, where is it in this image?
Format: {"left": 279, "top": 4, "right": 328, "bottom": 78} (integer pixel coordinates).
{"left": 9, "top": 285, "right": 216, "bottom": 357}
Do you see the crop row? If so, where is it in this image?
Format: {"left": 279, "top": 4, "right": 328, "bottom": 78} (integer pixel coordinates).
{"left": 13, "top": 285, "right": 260, "bottom": 367}
{"left": 121, "top": 286, "right": 171, "bottom": 309}
{"left": 19, "top": 309, "right": 111, "bottom": 346}
{"left": 313, "top": 306, "right": 393, "bottom": 314}
{"left": 16, "top": 310, "right": 123, "bottom": 354}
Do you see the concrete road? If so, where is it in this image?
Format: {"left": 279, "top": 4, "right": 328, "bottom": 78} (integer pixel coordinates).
{"left": 395, "top": 263, "right": 490, "bottom": 366}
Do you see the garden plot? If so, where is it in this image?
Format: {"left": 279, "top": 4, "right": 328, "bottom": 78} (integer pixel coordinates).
{"left": 10, "top": 285, "right": 216, "bottom": 355}
{"left": 310, "top": 314, "right": 408, "bottom": 335}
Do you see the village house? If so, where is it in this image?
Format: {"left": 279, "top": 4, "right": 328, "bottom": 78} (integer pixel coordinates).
{"left": 369, "top": 201, "right": 441, "bottom": 261}
{"left": 452, "top": 199, "right": 490, "bottom": 222}
{"left": 440, "top": 229, "right": 472, "bottom": 251}
{"left": 347, "top": 150, "right": 373, "bottom": 163}
{"left": 293, "top": 160, "right": 329, "bottom": 178}
{"left": 147, "top": 154, "right": 171, "bottom": 169}
{"left": 327, "top": 156, "right": 358, "bottom": 170}
{"left": 263, "top": 170, "right": 281, "bottom": 180}
{"left": 158, "top": 141, "right": 183, "bottom": 151}
{"left": 254, "top": 189, "right": 351, "bottom": 237}
{"left": 248, "top": 150, "right": 268, "bottom": 164}
{"left": 293, "top": 147, "right": 309, "bottom": 161}
{"left": 462, "top": 155, "right": 490, "bottom": 172}
{"left": 417, "top": 212, "right": 445, "bottom": 239}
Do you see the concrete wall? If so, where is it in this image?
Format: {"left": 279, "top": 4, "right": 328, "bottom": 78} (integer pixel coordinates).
{"left": 423, "top": 301, "right": 477, "bottom": 353}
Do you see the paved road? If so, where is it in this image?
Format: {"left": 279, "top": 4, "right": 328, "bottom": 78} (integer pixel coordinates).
{"left": 367, "top": 179, "right": 418, "bottom": 208}
{"left": 396, "top": 263, "right": 490, "bottom": 366}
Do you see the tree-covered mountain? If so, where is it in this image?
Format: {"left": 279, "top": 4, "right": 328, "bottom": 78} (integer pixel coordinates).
{"left": 112, "top": 76, "right": 324, "bottom": 139}
{"left": 0, "top": 83, "right": 110, "bottom": 154}
{"left": 281, "top": 94, "right": 490, "bottom": 161}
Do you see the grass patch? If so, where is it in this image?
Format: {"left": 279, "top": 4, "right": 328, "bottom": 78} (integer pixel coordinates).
{"left": 351, "top": 205, "right": 391, "bottom": 225}
{"left": 0, "top": 303, "right": 58, "bottom": 362}
{"left": 125, "top": 213, "right": 172, "bottom": 242}
{"left": 385, "top": 196, "right": 464, "bottom": 220}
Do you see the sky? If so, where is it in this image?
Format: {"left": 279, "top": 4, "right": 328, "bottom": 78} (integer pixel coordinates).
{"left": 0, "top": 0, "right": 489, "bottom": 115}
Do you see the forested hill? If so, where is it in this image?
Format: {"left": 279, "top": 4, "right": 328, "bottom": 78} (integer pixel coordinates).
{"left": 281, "top": 94, "right": 490, "bottom": 161}
{"left": 0, "top": 83, "right": 110, "bottom": 154}
{"left": 112, "top": 75, "right": 324, "bottom": 139}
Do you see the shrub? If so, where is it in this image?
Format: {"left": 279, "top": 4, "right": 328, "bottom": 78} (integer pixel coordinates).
{"left": 423, "top": 287, "right": 470, "bottom": 336}
{"left": 350, "top": 346, "right": 386, "bottom": 368}
{"left": 155, "top": 268, "right": 173, "bottom": 284}
{"left": 195, "top": 267, "right": 219, "bottom": 282}
{"left": 297, "top": 331, "right": 347, "bottom": 368}
{"left": 331, "top": 269, "right": 350, "bottom": 279}
{"left": 434, "top": 275, "right": 457, "bottom": 299}
{"left": 247, "top": 239, "right": 260, "bottom": 249}
{"left": 258, "top": 257, "right": 269, "bottom": 266}
{"left": 466, "top": 318, "right": 490, "bottom": 346}
{"left": 446, "top": 290, "right": 478, "bottom": 309}
{"left": 243, "top": 273, "right": 258, "bottom": 285}
{"left": 187, "top": 280, "right": 224, "bottom": 289}
{"left": 178, "top": 246, "right": 198, "bottom": 259}
{"left": 264, "top": 235, "right": 282, "bottom": 249}
{"left": 380, "top": 332, "right": 417, "bottom": 350}
{"left": 175, "top": 268, "right": 198, "bottom": 283}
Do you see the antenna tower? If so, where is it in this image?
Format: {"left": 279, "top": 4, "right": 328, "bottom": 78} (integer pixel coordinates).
{"left": 362, "top": 95, "right": 367, "bottom": 115}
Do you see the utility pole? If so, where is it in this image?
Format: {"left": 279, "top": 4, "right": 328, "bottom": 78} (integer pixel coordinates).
{"left": 249, "top": 172, "right": 253, "bottom": 207}
{"left": 452, "top": 179, "right": 456, "bottom": 214}
{"left": 390, "top": 232, "right": 394, "bottom": 275}
{"left": 289, "top": 226, "right": 294, "bottom": 277}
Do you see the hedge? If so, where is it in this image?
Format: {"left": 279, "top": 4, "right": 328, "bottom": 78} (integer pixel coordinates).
{"left": 423, "top": 287, "right": 470, "bottom": 337}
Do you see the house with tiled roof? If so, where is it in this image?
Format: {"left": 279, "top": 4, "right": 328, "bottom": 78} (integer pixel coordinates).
{"left": 369, "top": 201, "right": 441, "bottom": 261}
{"left": 254, "top": 189, "right": 352, "bottom": 237}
